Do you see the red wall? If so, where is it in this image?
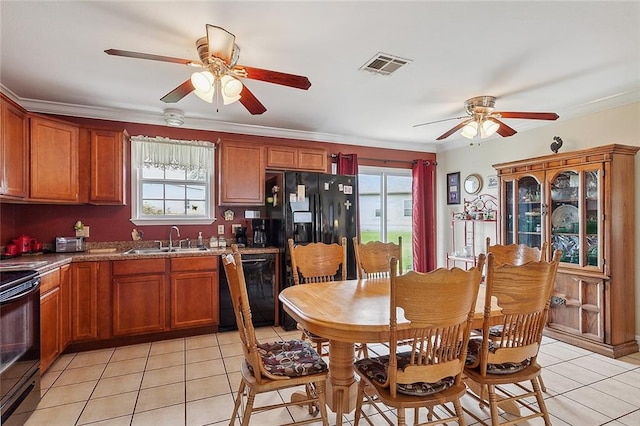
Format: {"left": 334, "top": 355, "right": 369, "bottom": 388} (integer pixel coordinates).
{"left": 1, "top": 115, "right": 435, "bottom": 246}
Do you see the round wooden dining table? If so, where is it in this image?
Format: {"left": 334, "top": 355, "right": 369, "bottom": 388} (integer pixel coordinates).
{"left": 279, "top": 277, "right": 500, "bottom": 425}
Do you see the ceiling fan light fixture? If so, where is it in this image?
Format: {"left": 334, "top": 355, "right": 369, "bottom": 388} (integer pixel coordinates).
{"left": 481, "top": 119, "right": 499, "bottom": 138}
{"left": 191, "top": 71, "right": 214, "bottom": 93}
{"left": 221, "top": 75, "right": 243, "bottom": 98}
{"left": 461, "top": 121, "right": 478, "bottom": 139}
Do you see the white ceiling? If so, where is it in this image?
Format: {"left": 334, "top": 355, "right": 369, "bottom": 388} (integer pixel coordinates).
{"left": 1, "top": 1, "right": 639, "bottom": 153}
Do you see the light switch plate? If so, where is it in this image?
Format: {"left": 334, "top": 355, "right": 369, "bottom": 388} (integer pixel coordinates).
{"left": 218, "top": 225, "right": 225, "bottom": 235}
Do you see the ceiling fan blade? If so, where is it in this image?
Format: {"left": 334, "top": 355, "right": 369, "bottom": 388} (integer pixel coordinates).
{"left": 491, "top": 118, "right": 518, "bottom": 137}
{"left": 497, "top": 111, "right": 559, "bottom": 120}
{"left": 436, "top": 119, "right": 473, "bottom": 141}
{"left": 160, "top": 79, "right": 194, "bottom": 103}
{"left": 206, "top": 25, "right": 235, "bottom": 64}
{"left": 239, "top": 85, "right": 267, "bottom": 115}
{"left": 234, "top": 65, "right": 311, "bottom": 90}
{"left": 413, "top": 115, "right": 468, "bottom": 128}
{"left": 105, "top": 49, "right": 200, "bottom": 66}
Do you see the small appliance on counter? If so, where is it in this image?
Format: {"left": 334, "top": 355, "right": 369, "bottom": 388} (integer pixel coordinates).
{"left": 234, "top": 227, "right": 248, "bottom": 247}
{"left": 55, "top": 236, "right": 85, "bottom": 253}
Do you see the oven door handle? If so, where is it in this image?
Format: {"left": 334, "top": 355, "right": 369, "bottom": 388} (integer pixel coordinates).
{"left": 241, "top": 258, "right": 268, "bottom": 263}
{"left": 0, "top": 280, "right": 40, "bottom": 304}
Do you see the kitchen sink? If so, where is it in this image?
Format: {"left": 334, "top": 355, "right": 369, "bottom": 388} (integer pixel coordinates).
{"left": 123, "top": 247, "right": 210, "bottom": 255}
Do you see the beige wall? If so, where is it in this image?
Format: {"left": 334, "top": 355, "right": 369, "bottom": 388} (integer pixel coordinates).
{"left": 436, "top": 101, "right": 640, "bottom": 339}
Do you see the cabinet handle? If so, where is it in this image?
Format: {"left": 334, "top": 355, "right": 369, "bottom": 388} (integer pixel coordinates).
{"left": 541, "top": 203, "right": 548, "bottom": 216}
{"left": 550, "top": 295, "right": 566, "bottom": 306}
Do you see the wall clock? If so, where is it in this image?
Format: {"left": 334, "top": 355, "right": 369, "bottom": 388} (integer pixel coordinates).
{"left": 464, "top": 174, "right": 483, "bottom": 195}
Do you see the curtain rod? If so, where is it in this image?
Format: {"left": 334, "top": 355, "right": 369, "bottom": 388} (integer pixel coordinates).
{"left": 329, "top": 153, "right": 435, "bottom": 165}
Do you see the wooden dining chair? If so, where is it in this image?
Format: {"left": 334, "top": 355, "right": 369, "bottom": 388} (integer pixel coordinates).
{"left": 485, "top": 237, "right": 550, "bottom": 392}
{"left": 221, "top": 246, "right": 329, "bottom": 426}
{"left": 353, "top": 236, "right": 402, "bottom": 279}
{"left": 352, "top": 236, "right": 402, "bottom": 358}
{"left": 288, "top": 237, "right": 347, "bottom": 356}
{"left": 463, "top": 250, "right": 561, "bottom": 426}
{"left": 353, "top": 255, "right": 485, "bottom": 426}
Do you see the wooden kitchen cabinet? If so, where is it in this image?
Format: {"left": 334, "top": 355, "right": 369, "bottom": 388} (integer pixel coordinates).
{"left": 266, "top": 145, "right": 327, "bottom": 171}
{"left": 170, "top": 256, "right": 218, "bottom": 329}
{"left": 40, "top": 268, "right": 61, "bottom": 373}
{"left": 29, "top": 114, "right": 80, "bottom": 202}
{"left": 494, "top": 144, "right": 640, "bottom": 358}
{"left": 112, "top": 259, "right": 168, "bottom": 336}
{"left": 88, "top": 129, "right": 128, "bottom": 205}
{"left": 70, "top": 262, "right": 100, "bottom": 342}
{"left": 59, "top": 264, "right": 71, "bottom": 350}
{"left": 219, "top": 140, "right": 265, "bottom": 205}
{"left": 0, "top": 95, "right": 28, "bottom": 199}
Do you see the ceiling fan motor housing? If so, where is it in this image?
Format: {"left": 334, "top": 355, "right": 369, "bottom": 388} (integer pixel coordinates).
{"left": 464, "top": 95, "right": 496, "bottom": 116}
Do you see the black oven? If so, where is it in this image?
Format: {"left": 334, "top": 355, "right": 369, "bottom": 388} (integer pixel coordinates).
{"left": 0, "top": 269, "right": 41, "bottom": 426}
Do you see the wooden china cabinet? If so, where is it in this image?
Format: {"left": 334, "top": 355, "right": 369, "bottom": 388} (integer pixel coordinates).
{"left": 494, "top": 144, "right": 639, "bottom": 358}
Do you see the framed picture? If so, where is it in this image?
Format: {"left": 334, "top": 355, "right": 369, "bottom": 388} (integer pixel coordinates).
{"left": 447, "top": 172, "right": 461, "bottom": 205}
{"left": 487, "top": 174, "right": 498, "bottom": 189}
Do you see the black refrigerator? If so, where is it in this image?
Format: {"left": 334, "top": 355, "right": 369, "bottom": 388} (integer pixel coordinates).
{"left": 267, "top": 171, "right": 358, "bottom": 330}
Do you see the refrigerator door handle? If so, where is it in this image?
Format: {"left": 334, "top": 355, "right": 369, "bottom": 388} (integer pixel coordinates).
{"left": 313, "top": 193, "right": 322, "bottom": 243}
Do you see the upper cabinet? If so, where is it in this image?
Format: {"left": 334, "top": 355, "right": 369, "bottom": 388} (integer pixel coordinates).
{"left": 0, "top": 96, "right": 29, "bottom": 199}
{"left": 29, "top": 114, "right": 80, "bottom": 202}
{"left": 219, "top": 140, "right": 265, "bottom": 205}
{"left": 494, "top": 144, "right": 640, "bottom": 358}
{"left": 88, "top": 129, "right": 128, "bottom": 205}
{"left": 267, "top": 145, "right": 327, "bottom": 172}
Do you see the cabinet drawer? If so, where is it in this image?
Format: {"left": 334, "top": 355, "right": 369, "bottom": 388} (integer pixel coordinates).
{"left": 171, "top": 256, "right": 217, "bottom": 272}
{"left": 113, "top": 259, "right": 166, "bottom": 276}
{"left": 40, "top": 268, "right": 61, "bottom": 294}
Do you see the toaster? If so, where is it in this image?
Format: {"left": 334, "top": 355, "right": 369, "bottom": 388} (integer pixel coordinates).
{"left": 55, "top": 236, "right": 85, "bottom": 252}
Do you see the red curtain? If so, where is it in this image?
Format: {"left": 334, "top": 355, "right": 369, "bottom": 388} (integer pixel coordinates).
{"left": 412, "top": 160, "right": 437, "bottom": 272}
{"left": 336, "top": 153, "right": 358, "bottom": 175}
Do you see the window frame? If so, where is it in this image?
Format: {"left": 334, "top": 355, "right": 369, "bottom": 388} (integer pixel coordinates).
{"left": 130, "top": 136, "right": 216, "bottom": 226}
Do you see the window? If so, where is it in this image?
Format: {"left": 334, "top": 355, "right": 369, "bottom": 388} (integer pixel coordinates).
{"left": 131, "top": 136, "right": 216, "bottom": 225}
{"left": 358, "top": 166, "right": 413, "bottom": 271}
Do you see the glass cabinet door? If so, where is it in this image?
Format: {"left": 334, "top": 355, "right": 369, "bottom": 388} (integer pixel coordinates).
{"left": 502, "top": 174, "right": 543, "bottom": 248}
{"left": 548, "top": 167, "right": 601, "bottom": 268}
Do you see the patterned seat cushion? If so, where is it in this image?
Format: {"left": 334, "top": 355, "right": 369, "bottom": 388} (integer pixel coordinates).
{"left": 354, "top": 352, "right": 455, "bottom": 396}
{"left": 255, "top": 340, "right": 327, "bottom": 377}
{"left": 465, "top": 337, "right": 531, "bottom": 375}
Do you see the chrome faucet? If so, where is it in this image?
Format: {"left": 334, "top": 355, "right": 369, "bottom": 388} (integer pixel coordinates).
{"left": 169, "top": 226, "right": 180, "bottom": 250}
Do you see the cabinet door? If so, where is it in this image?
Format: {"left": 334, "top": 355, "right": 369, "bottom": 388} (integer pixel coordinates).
{"left": 112, "top": 274, "right": 167, "bottom": 336}
{"left": 71, "top": 262, "right": 98, "bottom": 341}
{"left": 297, "top": 148, "right": 327, "bottom": 171}
{"left": 29, "top": 115, "right": 80, "bottom": 202}
{"left": 0, "top": 97, "right": 28, "bottom": 198}
{"left": 171, "top": 271, "right": 218, "bottom": 329}
{"left": 547, "top": 166, "right": 602, "bottom": 269}
{"left": 219, "top": 141, "right": 265, "bottom": 205}
{"left": 500, "top": 172, "right": 544, "bottom": 247}
{"left": 547, "top": 272, "right": 604, "bottom": 342}
{"left": 40, "top": 287, "right": 60, "bottom": 373}
{"left": 267, "top": 146, "right": 298, "bottom": 169}
{"left": 59, "top": 264, "right": 71, "bottom": 350}
{"left": 90, "top": 129, "right": 127, "bottom": 205}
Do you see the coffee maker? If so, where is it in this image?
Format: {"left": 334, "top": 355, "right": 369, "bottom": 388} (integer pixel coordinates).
{"left": 252, "top": 220, "right": 268, "bottom": 248}
{"left": 234, "top": 227, "right": 248, "bottom": 246}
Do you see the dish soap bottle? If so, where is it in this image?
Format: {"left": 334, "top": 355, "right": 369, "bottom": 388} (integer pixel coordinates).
{"left": 196, "top": 231, "right": 204, "bottom": 248}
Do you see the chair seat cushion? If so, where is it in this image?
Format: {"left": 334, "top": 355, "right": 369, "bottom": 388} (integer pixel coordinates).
{"left": 465, "top": 337, "right": 531, "bottom": 375}
{"left": 256, "top": 340, "right": 328, "bottom": 377}
{"left": 354, "top": 352, "right": 454, "bottom": 396}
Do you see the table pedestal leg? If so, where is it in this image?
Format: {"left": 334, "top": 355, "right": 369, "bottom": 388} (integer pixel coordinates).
{"left": 325, "top": 341, "right": 359, "bottom": 425}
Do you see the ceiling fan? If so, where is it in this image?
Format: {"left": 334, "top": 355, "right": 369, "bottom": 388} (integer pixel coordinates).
{"left": 413, "top": 96, "right": 559, "bottom": 140}
{"left": 105, "top": 24, "right": 311, "bottom": 115}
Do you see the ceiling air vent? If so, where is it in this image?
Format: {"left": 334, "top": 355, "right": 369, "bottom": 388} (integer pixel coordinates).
{"left": 359, "top": 52, "right": 412, "bottom": 76}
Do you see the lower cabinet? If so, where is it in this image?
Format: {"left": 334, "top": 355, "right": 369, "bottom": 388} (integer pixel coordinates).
{"left": 59, "top": 264, "right": 71, "bottom": 349}
{"left": 170, "top": 257, "right": 218, "bottom": 329}
{"left": 112, "top": 259, "right": 168, "bottom": 336}
{"left": 70, "top": 262, "right": 101, "bottom": 342}
{"left": 40, "top": 268, "right": 61, "bottom": 373}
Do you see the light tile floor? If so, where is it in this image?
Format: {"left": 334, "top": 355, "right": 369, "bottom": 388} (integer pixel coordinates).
{"left": 24, "top": 327, "right": 639, "bottom": 426}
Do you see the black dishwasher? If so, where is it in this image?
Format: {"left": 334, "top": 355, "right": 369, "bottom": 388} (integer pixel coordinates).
{"left": 219, "top": 253, "right": 278, "bottom": 331}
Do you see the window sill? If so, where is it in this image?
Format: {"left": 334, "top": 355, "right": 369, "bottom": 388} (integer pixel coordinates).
{"left": 130, "top": 218, "right": 217, "bottom": 226}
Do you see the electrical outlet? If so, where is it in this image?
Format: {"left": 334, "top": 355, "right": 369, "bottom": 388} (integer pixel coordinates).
{"left": 218, "top": 225, "right": 225, "bottom": 235}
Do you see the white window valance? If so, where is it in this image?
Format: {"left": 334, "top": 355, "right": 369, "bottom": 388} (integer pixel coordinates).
{"left": 131, "top": 136, "right": 215, "bottom": 172}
